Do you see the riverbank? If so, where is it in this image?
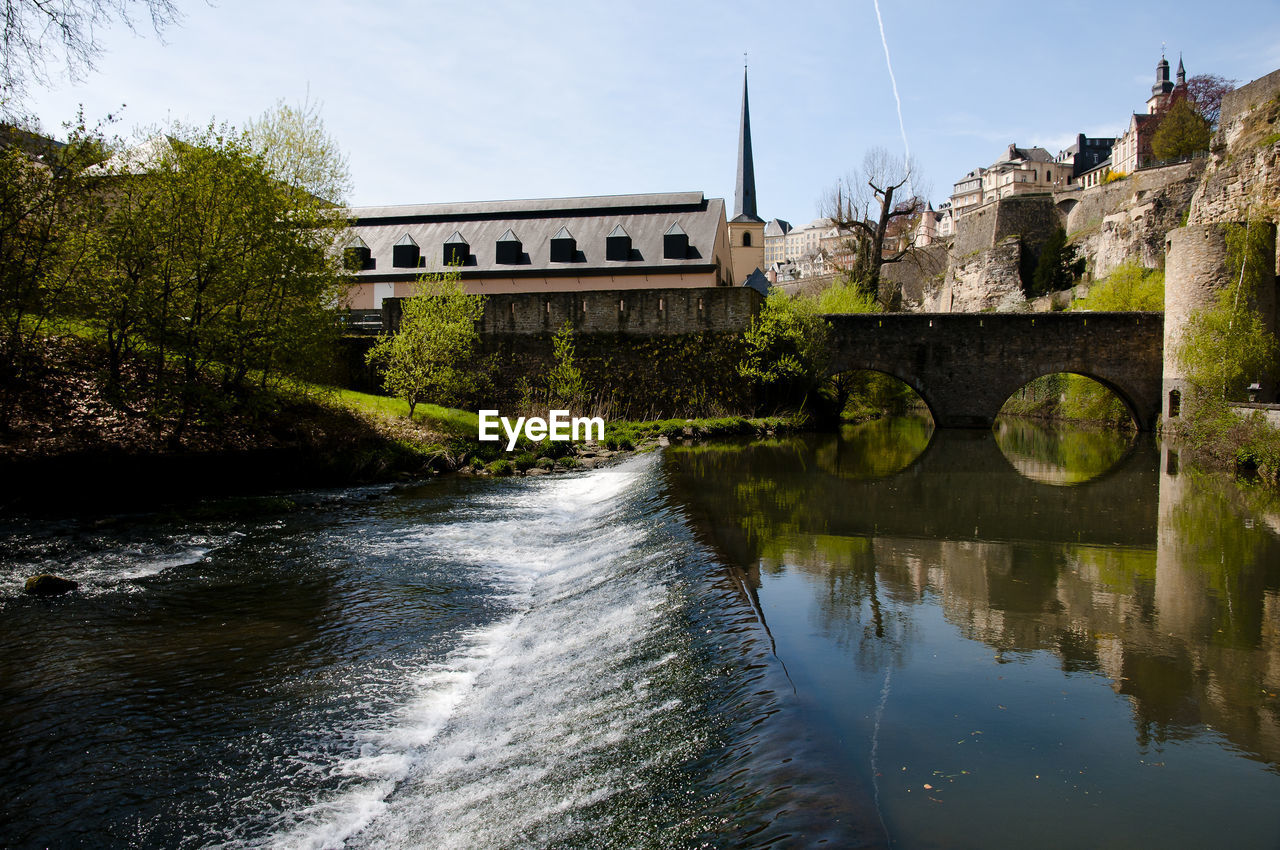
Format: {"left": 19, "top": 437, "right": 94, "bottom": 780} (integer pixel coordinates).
{"left": 0, "top": 335, "right": 808, "bottom": 513}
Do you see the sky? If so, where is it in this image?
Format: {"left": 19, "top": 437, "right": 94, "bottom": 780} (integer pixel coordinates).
{"left": 25, "top": 0, "right": 1280, "bottom": 226}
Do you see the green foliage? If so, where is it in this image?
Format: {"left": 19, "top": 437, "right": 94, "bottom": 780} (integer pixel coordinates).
{"left": 545, "top": 320, "right": 586, "bottom": 409}
{"left": 812, "top": 278, "right": 881, "bottom": 314}
{"left": 1076, "top": 261, "right": 1164, "bottom": 311}
{"left": 737, "top": 290, "right": 831, "bottom": 409}
{"left": 366, "top": 269, "right": 486, "bottom": 418}
{"left": 486, "top": 458, "right": 514, "bottom": 476}
{"left": 246, "top": 97, "right": 353, "bottom": 206}
{"left": 1028, "top": 228, "right": 1084, "bottom": 297}
{"left": 0, "top": 117, "right": 106, "bottom": 385}
{"left": 1176, "top": 221, "right": 1278, "bottom": 404}
{"left": 1152, "top": 99, "right": 1212, "bottom": 161}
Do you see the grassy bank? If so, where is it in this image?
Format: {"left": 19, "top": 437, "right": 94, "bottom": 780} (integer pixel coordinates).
{"left": 0, "top": 335, "right": 812, "bottom": 509}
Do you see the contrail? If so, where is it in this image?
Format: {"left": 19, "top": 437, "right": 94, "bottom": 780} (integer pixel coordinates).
{"left": 872, "top": 0, "right": 913, "bottom": 197}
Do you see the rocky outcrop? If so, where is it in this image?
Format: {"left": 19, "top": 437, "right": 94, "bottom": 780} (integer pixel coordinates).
{"left": 923, "top": 236, "right": 1027, "bottom": 313}
{"left": 1065, "top": 161, "right": 1204, "bottom": 279}
{"left": 1187, "top": 87, "right": 1280, "bottom": 251}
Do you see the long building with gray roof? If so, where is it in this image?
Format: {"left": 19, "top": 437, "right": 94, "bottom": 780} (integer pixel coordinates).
{"left": 342, "top": 191, "right": 734, "bottom": 310}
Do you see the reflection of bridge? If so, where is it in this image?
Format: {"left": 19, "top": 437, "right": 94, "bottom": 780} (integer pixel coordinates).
{"left": 824, "top": 312, "right": 1164, "bottom": 430}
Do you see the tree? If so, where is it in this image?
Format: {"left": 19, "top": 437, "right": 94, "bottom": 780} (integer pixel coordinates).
{"left": 1028, "top": 227, "right": 1084, "bottom": 297}
{"left": 69, "top": 122, "right": 352, "bottom": 443}
{"left": 366, "top": 269, "right": 485, "bottom": 418}
{"left": 1151, "top": 99, "right": 1211, "bottom": 162}
{"left": 246, "top": 96, "right": 353, "bottom": 207}
{"left": 1176, "top": 222, "right": 1278, "bottom": 406}
{"left": 545, "top": 321, "right": 585, "bottom": 409}
{"left": 1, "top": 0, "right": 179, "bottom": 107}
{"left": 0, "top": 115, "right": 105, "bottom": 380}
{"left": 1185, "top": 74, "right": 1236, "bottom": 129}
{"left": 823, "top": 148, "right": 928, "bottom": 309}
{"left": 738, "top": 289, "right": 830, "bottom": 410}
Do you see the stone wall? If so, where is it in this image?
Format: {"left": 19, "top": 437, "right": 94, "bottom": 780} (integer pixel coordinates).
{"left": 1063, "top": 160, "right": 1205, "bottom": 279}
{"left": 381, "top": 287, "right": 763, "bottom": 418}
{"left": 1220, "top": 68, "right": 1280, "bottom": 129}
{"left": 951, "top": 195, "right": 1061, "bottom": 257}
{"left": 385, "top": 286, "right": 761, "bottom": 336}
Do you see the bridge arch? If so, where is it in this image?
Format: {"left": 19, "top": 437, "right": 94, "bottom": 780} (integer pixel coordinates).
{"left": 822, "top": 312, "right": 1164, "bottom": 431}
{"left": 999, "top": 368, "right": 1148, "bottom": 430}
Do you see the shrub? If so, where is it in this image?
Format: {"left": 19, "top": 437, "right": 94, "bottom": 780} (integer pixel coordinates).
{"left": 536, "top": 456, "right": 555, "bottom": 470}
{"left": 486, "top": 458, "right": 514, "bottom": 476}
{"left": 512, "top": 452, "right": 536, "bottom": 472}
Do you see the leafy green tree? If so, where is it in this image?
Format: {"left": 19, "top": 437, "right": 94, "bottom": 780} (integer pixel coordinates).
{"left": 366, "top": 269, "right": 485, "bottom": 418}
{"left": 246, "top": 97, "right": 353, "bottom": 206}
{"left": 69, "top": 122, "right": 351, "bottom": 443}
{"left": 738, "top": 289, "right": 830, "bottom": 410}
{"left": 545, "top": 320, "right": 586, "bottom": 409}
{"left": 0, "top": 117, "right": 105, "bottom": 389}
{"left": 1152, "top": 99, "right": 1211, "bottom": 162}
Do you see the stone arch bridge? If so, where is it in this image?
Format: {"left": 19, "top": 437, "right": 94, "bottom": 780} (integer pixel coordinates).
{"left": 823, "top": 312, "right": 1164, "bottom": 430}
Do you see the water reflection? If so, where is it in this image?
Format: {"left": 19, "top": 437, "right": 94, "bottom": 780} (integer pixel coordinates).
{"left": 664, "top": 420, "right": 1280, "bottom": 847}
{"left": 994, "top": 417, "right": 1136, "bottom": 485}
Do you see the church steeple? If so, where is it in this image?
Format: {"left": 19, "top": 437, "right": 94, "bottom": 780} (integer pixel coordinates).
{"left": 1176, "top": 53, "right": 1186, "bottom": 86}
{"left": 734, "top": 65, "right": 762, "bottom": 223}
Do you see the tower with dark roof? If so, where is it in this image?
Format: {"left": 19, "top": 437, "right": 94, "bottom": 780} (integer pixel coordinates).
{"left": 728, "top": 65, "right": 766, "bottom": 284}
{"left": 734, "top": 67, "right": 761, "bottom": 223}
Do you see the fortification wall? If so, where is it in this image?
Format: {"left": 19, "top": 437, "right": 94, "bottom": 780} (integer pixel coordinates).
{"left": 952, "top": 195, "right": 1061, "bottom": 257}
{"left": 1221, "top": 68, "right": 1280, "bottom": 128}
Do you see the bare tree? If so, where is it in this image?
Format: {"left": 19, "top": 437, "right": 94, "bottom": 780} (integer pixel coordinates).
{"left": 1185, "top": 74, "right": 1236, "bottom": 129}
{"left": 1, "top": 0, "right": 180, "bottom": 106}
{"left": 822, "top": 148, "right": 928, "bottom": 308}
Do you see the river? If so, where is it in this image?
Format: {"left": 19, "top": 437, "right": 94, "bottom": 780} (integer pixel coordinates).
{"left": 2, "top": 419, "right": 1278, "bottom": 848}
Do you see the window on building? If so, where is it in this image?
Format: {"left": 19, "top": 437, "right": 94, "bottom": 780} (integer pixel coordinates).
{"left": 743, "top": 232, "right": 752, "bottom": 247}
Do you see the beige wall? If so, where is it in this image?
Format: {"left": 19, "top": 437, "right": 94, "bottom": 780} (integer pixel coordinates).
{"left": 728, "top": 220, "right": 765, "bottom": 282}
{"left": 346, "top": 271, "right": 724, "bottom": 309}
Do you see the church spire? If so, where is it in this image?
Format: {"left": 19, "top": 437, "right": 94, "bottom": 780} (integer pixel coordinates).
{"left": 734, "top": 65, "right": 761, "bottom": 222}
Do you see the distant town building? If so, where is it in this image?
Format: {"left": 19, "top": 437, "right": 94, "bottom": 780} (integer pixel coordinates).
{"left": 1055, "top": 134, "right": 1116, "bottom": 183}
{"left": 763, "top": 218, "right": 792, "bottom": 265}
{"left": 950, "top": 144, "right": 1065, "bottom": 212}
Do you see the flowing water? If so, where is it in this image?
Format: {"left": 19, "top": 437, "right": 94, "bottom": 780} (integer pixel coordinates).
{"left": 2, "top": 420, "right": 1279, "bottom": 848}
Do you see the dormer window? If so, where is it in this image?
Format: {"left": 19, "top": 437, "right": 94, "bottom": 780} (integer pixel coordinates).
{"left": 393, "top": 233, "right": 421, "bottom": 268}
{"left": 443, "top": 231, "right": 469, "bottom": 266}
{"left": 496, "top": 229, "right": 522, "bottom": 264}
{"left": 606, "top": 224, "right": 631, "bottom": 261}
{"left": 663, "top": 222, "right": 689, "bottom": 259}
{"left": 550, "top": 226, "right": 577, "bottom": 262}
{"left": 343, "top": 236, "right": 375, "bottom": 271}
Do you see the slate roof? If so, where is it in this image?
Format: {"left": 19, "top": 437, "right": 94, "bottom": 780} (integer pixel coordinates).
{"left": 763, "top": 218, "right": 792, "bottom": 237}
{"left": 344, "top": 192, "right": 726, "bottom": 278}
